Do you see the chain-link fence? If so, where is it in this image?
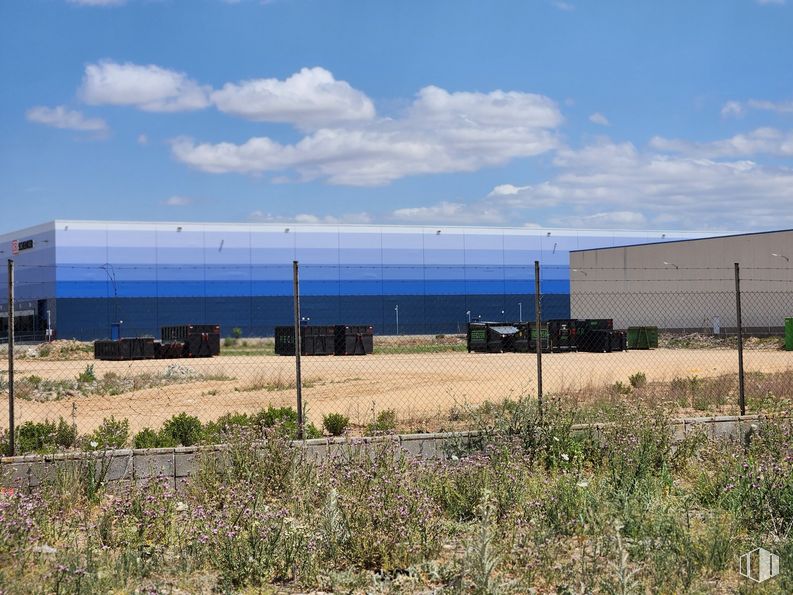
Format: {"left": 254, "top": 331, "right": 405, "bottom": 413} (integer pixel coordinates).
{"left": 1, "top": 261, "right": 792, "bottom": 454}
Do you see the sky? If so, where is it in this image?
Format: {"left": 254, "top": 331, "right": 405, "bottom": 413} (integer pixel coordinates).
{"left": 2, "top": 0, "right": 793, "bottom": 233}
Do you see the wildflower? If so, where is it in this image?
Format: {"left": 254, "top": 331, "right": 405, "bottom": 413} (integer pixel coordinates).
{"left": 90, "top": 441, "right": 98, "bottom": 448}
{"left": 561, "top": 453, "right": 570, "bottom": 462}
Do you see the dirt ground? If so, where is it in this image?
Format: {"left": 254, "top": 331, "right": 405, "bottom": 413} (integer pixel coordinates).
{"left": 2, "top": 347, "right": 792, "bottom": 433}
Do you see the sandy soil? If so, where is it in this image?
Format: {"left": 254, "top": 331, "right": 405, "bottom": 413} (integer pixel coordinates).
{"left": 2, "top": 348, "right": 791, "bottom": 433}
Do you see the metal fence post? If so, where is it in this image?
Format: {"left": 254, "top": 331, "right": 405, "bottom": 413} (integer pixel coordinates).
{"left": 734, "top": 262, "right": 746, "bottom": 416}
{"left": 292, "top": 260, "right": 304, "bottom": 439}
{"left": 7, "top": 259, "right": 15, "bottom": 456}
{"left": 534, "top": 260, "right": 543, "bottom": 416}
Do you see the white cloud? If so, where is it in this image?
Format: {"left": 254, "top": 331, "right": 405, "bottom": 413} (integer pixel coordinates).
{"left": 26, "top": 105, "right": 108, "bottom": 132}
{"left": 721, "top": 98, "right": 793, "bottom": 118}
{"left": 552, "top": 1, "right": 575, "bottom": 11}
{"left": 746, "top": 98, "right": 793, "bottom": 114}
{"left": 485, "top": 137, "right": 793, "bottom": 229}
{"left": 68, "top": 0, "right": 126, "bottom": 5}
{"left": 211, "top": 67, "right": 375, "bottom": 129}
{"left": 552, "top": 210, "right": 647, "bottom": 227}
{"left": 248, "top": 210, "right": 372, "bottom": 224}
{"left": 137, "top": 133, "right": 148, "bottom": 145}
{"left": 173, "top": 82, "right": 562, "bottom": 185}
{"left": 80, "top": 61, "right": 211, "bottom": 112}
{"left": 390, "top": 201, "right": 506, "bottom": 225}
{"left": 163, "top": 196, "right": 193, "bottom": 206}
{"left": 649, "top": 127, "right": 793, "bottom": 157}
{"left": 721, "top": 100, "right": 744, "bottom": 118}
{"left": 589, "top": 112, "right": 610, "bottom": 126}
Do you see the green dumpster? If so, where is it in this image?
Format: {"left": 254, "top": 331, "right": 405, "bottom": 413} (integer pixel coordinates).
{"left": 786, "top": 318, "right": 793, "bottom": 351}
{"left": 627, "top": 326, "right": 658, "bottom": 349}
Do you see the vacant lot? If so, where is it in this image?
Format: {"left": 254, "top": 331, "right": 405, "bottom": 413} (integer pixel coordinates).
{"left": 2, "top": 346, "right": 791, "bottom": 433}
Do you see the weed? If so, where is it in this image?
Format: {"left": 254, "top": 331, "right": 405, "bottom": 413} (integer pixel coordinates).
{"left": 161, "top": 412, "right": 203, "bottom": 447}
{"left": 629, "top": 371, "right": 647, "bottom": 389}
{"left": 366, "top": 409, "right": 398, "bottom": 435}
{"left": 323, "top": 413, "right": 350, "bottom": 436}
{"left": 76, "top": 364, "right": 96, "bottom": 384}
{"left": 85, "top": 416, "right": 130, "bottom": 449}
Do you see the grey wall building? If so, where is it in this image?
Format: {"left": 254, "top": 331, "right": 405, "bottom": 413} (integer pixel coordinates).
{"left": 569, "top": 230, "right": 793, "bottom": 332}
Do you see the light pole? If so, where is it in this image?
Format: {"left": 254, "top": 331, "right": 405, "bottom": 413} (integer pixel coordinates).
{"left": 518, "top": 302, "right": 522, "bottom": 322}
{"left": 394, "top": 304, "right": 399, "bottom": 335}
{"left": 466, "top": 310, "right": 471, "bottom": 323}
{"left": 771, "top": 252, "right": 790, "bottom": 263}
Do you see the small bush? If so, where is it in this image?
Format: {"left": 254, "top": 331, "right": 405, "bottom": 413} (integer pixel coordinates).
{"left": 323, "top": 413, "right": 350, "bottom": 436}
{"left": 77, "top": 363, "right": 96, "bottom": 383}
{"left": 232, "top": 327, "right": 243, "bottom": 339}
{"left": 612, "top": 380, "right": 632, "bottom": 395}
{"left": 161, "top": 412, "right": 203, "bottom": 446}
{"left": 223, "top": 336, "right": 235, "bottom": 347}
{"left": 132, "top": 427, "right": 160, "bottom": 449}
{"left": 367, "top": 409, "right": 397, "bottom": 435}
{"left": 86, "top": 416, "right": 130, "bottom": 449}
{"left": 629, "top": 371, "right": 647, "bottom": 389}
{"left": 55, "top": 417, "right": 78, "bottom": 449}
{"left": 15, "top": 420, "right": 57, "bottom": 454}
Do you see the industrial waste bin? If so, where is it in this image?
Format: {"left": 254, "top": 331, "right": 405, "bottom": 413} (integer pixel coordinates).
{"left": 627, "top": 326, "right": 658, "bottom": 350}
{"left": 576, "top": 319, "right": 613, "bottom": 352}
{"left": 161, "top": 324, "right": 221, "bottom": 357}
{"left": 334, "top": 325, "right": 374, "bottom": 355}
{"left": 275, "top": 325, "right": 336, "bottom": 356}
{"left": 548, "top": 319, "right": 577, "bottom": 352}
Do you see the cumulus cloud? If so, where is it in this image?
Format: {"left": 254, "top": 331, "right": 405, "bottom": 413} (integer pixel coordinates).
{"left": 722, "top": 98, "right": 793, "bottom": 118}
{"left": 173, "top": 83, "right": 562, "bottom": 185}
{"left": 484, "top": 137, "right": 793, "bottom": 229}
{"left": 80, "top": 61, "right": 211, "bottom": 112}
{"left": 649, "top": 127, "right": 793, "bottom": 158}
{"left": 163, "top": 196, "right": 193, "bottom": 206}
{"left": 248, "top": 210, "right": 372, "bottom": 224}
{"left": 211, "top": 67, "right": 375, "bottom": 129}
{"left": 390, "top": 201, "right": 506, "bottom": 225}
{"left": 589, "top": 112, "right": 610, "bottom": 126}
{"left": 26, "top": 105, "right": 108, "bottom": 132}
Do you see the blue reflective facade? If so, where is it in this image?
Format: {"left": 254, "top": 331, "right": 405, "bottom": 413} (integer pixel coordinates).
{"left": 0, "top": 221, "right": 713, "bottom": 340}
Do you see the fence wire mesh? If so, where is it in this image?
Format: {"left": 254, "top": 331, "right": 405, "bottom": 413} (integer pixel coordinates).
{"left": 1, "top": 263, "right": 792, "bottom": 454}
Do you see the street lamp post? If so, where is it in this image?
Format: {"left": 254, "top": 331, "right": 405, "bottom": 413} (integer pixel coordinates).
{"left": 395, "top": 304, "right": 399, "bottom": 335}
{"left": 518, "top": 302, "right": 522, "bottom": 322}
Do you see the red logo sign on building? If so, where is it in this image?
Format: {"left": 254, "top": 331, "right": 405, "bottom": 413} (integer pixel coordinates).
{"left": 11, "top": 240, "right": 18, "bottom": 255}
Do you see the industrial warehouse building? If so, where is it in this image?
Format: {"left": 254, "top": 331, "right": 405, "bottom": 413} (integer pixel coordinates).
{"left": 569, "top": 229, "right": 793, "bottom": 332}
{"left": 0, "top": 220, "right": 714, "bottom": 340}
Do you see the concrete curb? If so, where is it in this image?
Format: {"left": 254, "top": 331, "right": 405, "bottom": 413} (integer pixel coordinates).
{"left": 0, "top": 415, "right": 775, "bottom": 491}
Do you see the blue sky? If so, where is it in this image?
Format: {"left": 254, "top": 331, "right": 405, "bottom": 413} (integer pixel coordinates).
{"left": 2, "top": 0, "right": 793, "bottom": 232}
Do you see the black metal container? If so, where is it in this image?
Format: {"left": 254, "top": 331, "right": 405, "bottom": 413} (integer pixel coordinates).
{"left": 334, "top": 325, "right": 374, "bottom": 355}
{"left": 548, "top": 319, "right": 578, "bottom": 352}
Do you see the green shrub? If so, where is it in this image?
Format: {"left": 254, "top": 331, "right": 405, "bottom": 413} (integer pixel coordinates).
{"left": 161, "top": 412, "right": 203, "bottom": 446}
{"left": 132, "top": 427, "right": 160, "bottom": 449}
{"left": 86, "top": 416, "right": 130, "bottom": 449}
{"left": 366, "top": 409, "right": 397, "bottom": 435}
{"left": 629, "top": 371, "right": 647, "bottom": 389}
{"left": 232, "top": 327, "right": 243, "bottom": 339}
{"left": 15, "top": 420, "right": 57, "bottom": 454}
{"left": 77, "top": 363, "right": 96, "bottom": 383}
{"left": 55, "top": 417, "right": 78, "bottom": 449}
{"left": 323, "top": 413, "right": 350, "bottom": 436}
